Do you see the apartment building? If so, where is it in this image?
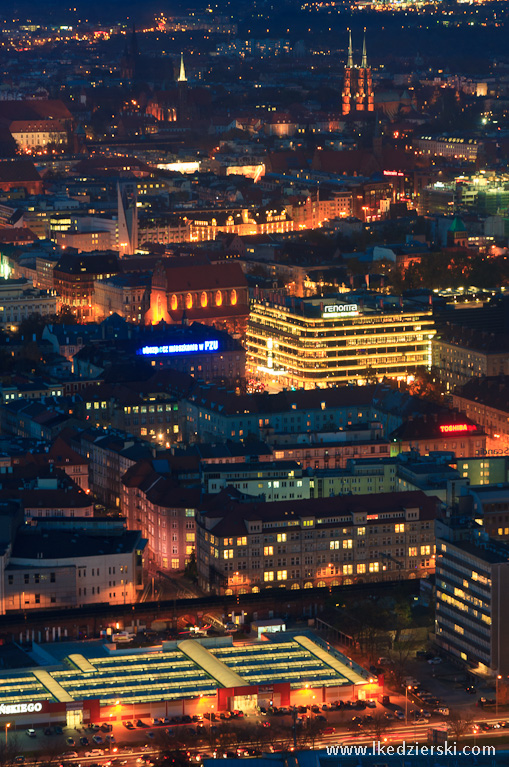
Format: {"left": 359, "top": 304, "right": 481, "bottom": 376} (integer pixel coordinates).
{"left": 453, "top": 376, "right": 509, "bottom": 455}
{"left": 196, "top": 489, "right": 438, "bottom": 595}
{"left": 0, "top": 509, "right": 145, "bottom": 614}
{"left": 433, "top": 324, "right": 509, "bottom": 392}
{"left": 122, "top": 459, "right": 199, "bottom": 572}
{"left": 0, "top": 277, "right": 57, "bottom": 330}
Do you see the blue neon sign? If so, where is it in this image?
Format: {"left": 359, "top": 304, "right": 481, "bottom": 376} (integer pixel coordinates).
{"left": 140, "top": 340, "right": 220, "bottom": 356}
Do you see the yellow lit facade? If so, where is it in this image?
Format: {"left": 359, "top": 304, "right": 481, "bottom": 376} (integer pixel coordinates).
{"left": 246, "top": 295, "right": 436, "bottom": 389}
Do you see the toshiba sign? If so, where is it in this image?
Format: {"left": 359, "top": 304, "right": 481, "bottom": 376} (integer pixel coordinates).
{"left": 439, "top": 424, "right": 477, "bottom": 434}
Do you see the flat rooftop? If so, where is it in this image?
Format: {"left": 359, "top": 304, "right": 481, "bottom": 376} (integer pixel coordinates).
{"left": 0, "top": 636, "right": 369, "bottom": 707}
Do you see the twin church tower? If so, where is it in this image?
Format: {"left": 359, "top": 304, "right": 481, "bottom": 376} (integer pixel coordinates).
{"left": 341, "top": 29, "right": 374, "bottom": 116}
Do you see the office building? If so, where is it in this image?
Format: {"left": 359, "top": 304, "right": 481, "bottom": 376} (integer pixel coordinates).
{"left": 435, "top": 520, "right": 509, "bottom": 675}
{"left": 246, "top": 294, "right": 435, "bottom": 389}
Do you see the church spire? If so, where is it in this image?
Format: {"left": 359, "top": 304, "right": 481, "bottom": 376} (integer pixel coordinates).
{"left": 178, "top": 53, "right": 187, "bottom": 83}
{"left": 347, "top": 29, "right": 353, "bottom": 69}
{"left": 361, "top": 28, "right": 368, "bottom": 69}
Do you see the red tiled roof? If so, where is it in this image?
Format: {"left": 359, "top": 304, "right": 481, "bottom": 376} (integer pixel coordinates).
{"left": 0, "top": 99, "right": 72, "bottom": 122}
{"left": 0, "top": 160, "right": 42, "bottom": 183}
{"left": 9, "top": 120, "right": 66, "bottom": 133}
{"left": 0, "top": 227, "right": 37, "bottom": 243}
{"left": 161, "top": 262, "right": 247, "bottom": 292}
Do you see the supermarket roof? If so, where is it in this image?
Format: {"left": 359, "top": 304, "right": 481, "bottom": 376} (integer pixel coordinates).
{"left": 0, "top": 637, "right": 370, "bottom": 708}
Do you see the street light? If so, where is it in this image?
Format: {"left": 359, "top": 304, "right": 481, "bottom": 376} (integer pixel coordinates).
{"left": 4, "top": 723, "right": 10, "bottom": 746}
{"left": 496, "top": 675, "right": 502, "bottom": 717}
{"left": 405, "top": 685, "right": 412, "bottom": 726}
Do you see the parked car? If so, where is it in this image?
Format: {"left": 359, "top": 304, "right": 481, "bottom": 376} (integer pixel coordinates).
{"left": 66, "top": 737, "right": 75, "bottom": 746}
{"left": 26, "top": 729, "right": 36, "bottom": 738}
{"left": 92, "top": 735, "right": 104, "bottom": 744}
{"left": 124, "top": 721, "right": 134, "bottom": 729}
{"left": 428, "top": 657, "right": 442, "bottom": 665}
{"left": 395, "top": 711, "right": 405, "bottom": 721}
{"left": 54, "top": 726, "right": 63, "bottom": 735}
{"left": 80, "top": 737, "right": 89, "bottom": 746}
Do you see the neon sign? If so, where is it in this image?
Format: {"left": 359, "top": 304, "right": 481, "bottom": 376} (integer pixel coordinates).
{"left": 383, "top": 170, "right": 404, "bottom": 177}
{"left": 140, "top": 340, "right": 219, "bottom": 356}
{"left": 0, "top": 702, "right": 43, "bottom": 715}
{"left": 439, "top": 424, "right": 477, "bottom": 434}
{"left": 322, "top": 304, "right": 359, "bottom": 318}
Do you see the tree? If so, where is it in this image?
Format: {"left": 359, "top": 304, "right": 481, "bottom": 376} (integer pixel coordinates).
{"left": 365, "top": 712, "right": 391, "bottom": 742}
{"left": 184, "top": 550, "right": 198, "bottom": 583}
{"left": 0, "top": 735, "right": 20, "bottom": 767}
{"left": 447, "top": 709, "right": 473, "bottom": 740}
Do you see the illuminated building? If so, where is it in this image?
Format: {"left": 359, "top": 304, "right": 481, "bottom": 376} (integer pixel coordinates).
{"left": 93, "top": 273, "right": 151, "bottom": 324}
{"left": 415, "top": 136, "right": 481, "bottom": 163}
{"left": 453, "top": 375, "right": 509, "bottom": 455}
{"left": 146, "top": 261, "right": 249, "bottom": 336}
{"left": 0, "top": 277, "right": 57, "bottom": 330}
{"left": 390, "top": 413, "right": 486, "bottom": 459}
{"left": 52, "top": 251, "right": 120, "bottom": 322}
{"left": 122, "top": 459, "right": 199, "bottom": 572}
{"left": 0, "top": 636, "right": 372, "bottom": 727}
{"left": 9, "top": 119, "right": 67, "bottom": 153}
{"left": 341, "top": 29, "right": 374, "bottom": 117}
{"left": 433, "top": 325, "right": 509, "bottom": 392}
{"left": 1, "top": 515, "right": 145, "bottom": 614}
{"left": 196, "top": 489, "right": 438, "bottom": 595}
{"left": 136, "top": 323, "right": 245, "bottom": 381}
{"left": 436, "top": 519, "right": 509, "bottom": 675}
{"left": 246, "top": 294, "right": 435, "bottom": 389}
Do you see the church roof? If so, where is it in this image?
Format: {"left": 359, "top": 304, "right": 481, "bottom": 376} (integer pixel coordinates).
{"left": 449, "top": 216, "right": 466, "bottom": 232}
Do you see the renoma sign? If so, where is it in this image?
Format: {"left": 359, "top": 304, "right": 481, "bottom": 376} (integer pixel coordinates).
{"left": 322, "top": 303, "right": 359, "bottom": 318}
{"left": 0, "top": 702, "right": 43, "bottom": 715}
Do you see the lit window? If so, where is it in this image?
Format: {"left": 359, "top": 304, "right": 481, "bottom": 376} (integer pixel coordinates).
{"left": 357, "top": 563, "right": 366, "bottom": 574}
{"left": 277, "top": 570, "right": 287, "bottom": 580}
{"left": 343, "top": 539, "right": 353, "bottom": 549}
{"left": 223, "top": 549, "right": 233, "bottom": 559}
{"left": 264, "top": 546, "right": 273, "bottom": 556}
{"left": 277, "top": 533, "right": 287, "bottom": 542}
{"left": 216, "top": 290, "right": 222, "bottom": 307}
{"left": 369, "top": 562, "right": 379, "bottom": 573}
{"left": 201, "top": 291, "right": 207, "bottom": 308}
{"left": 171, "top": 294, "right": 178, "bottom": 311}
{"left": 264, "top": 571, "right": 274, "bottom": 582}
{"left": 231, "top": 288, "right": 237, "bottom": 306}
{"left": 395, "top": 523, "right": 405, "bottom": 533}
{"left": 186, "top": 292, "right": 193, "bottom": 309}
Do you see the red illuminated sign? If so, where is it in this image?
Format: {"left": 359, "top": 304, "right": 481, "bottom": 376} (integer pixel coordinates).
{"left": 383, "top": 170, "right": 404, "bottom": 177}
{"left": 439, "top": 424, "right": 477, "bottom": 434}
